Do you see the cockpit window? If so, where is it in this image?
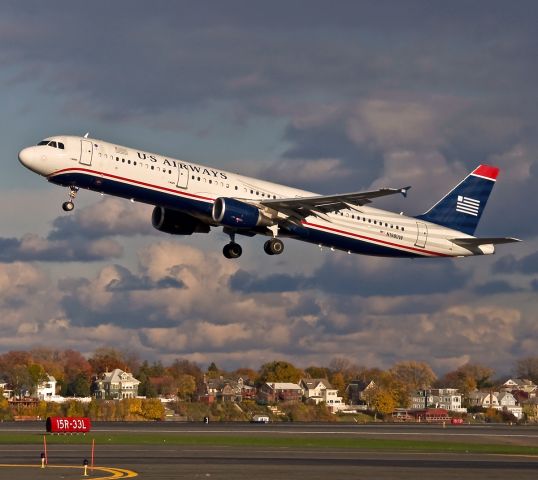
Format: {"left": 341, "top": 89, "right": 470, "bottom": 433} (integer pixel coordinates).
{"left": 37, "top": 140, "right": 65, "bottom": 149}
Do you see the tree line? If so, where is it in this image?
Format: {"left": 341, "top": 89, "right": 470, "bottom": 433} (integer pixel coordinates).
{"left": 1, "top": 347, "right": 538, "bottom": 409}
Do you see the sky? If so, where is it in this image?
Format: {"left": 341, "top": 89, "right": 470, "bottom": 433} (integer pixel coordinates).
{"left": 1, "top": 1, "right": 537, "bottom": 377}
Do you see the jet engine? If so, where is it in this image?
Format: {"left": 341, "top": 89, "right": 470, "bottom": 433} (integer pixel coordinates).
{"left": 212, "top": 197, "right": 273, "bottom": 229}
{"left": 152, "top": 207, "right": 210, "bottom": 235}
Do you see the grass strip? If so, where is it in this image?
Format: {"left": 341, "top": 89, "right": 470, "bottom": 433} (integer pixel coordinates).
{"left": 0, "top": 432, "right": 537, "bottom": 456}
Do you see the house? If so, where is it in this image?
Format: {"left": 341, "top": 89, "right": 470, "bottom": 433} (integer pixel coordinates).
{"left": 411, "top": 388, "right": 466, "bottom": 412}
{"left": 93, "top": 369, "right": 140, "bottom": 399}
{"left": 502, "top": 378, "right": 537, "bottom": 395}
{"left": 497, "top": 391, "right": 523, "bottom": 419}
{"left": 346, "top": 379, "right": 375, "bottom": 406}
{"left": 197, "top": 377, "right": 256, "bottom": 404}
{"left": 257, "top": 382, "right": 303, "bottom": 404}
{"left": 37, "top": 375, "right": 57, "bottom": 400}
{"left": 467, "top": 391, "right": 500, "bottom": 408}
{"left": 300, "top": 378, "right": 346, "bottom": 412}
{"left": 468, "top": 390, "right": 523, "bottom": 419}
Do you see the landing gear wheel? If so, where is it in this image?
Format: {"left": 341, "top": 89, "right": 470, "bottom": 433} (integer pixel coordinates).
{"left": 62, "top": 186, "right": 79, "bottom": 212}
{"left": 223, "top": 242, "right": 242, "bottom": 259}
{"left": 264, "top": 238, "right": 284, "bottom": 255}
{"left": 62, "top": 201, "right": 75, "bottom": 212}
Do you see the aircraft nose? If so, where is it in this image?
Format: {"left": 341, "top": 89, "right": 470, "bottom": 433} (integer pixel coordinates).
{"left": 18, "top": 147, "right": 34, "bottom": 167}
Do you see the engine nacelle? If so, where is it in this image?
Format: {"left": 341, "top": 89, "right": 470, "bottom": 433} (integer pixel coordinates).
{"left": 212, "top": 197, "right": 273, "bottom": 229}
{"left": 152, "top": 207, "right": 210, "bottom": 235}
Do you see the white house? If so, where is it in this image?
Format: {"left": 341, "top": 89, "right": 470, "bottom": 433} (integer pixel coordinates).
{"left": 468, "top": 391, "right": 522, "bottom": 419}
{"left": 300, "top": 378, "right": 346, "bottom": 412}
{"left": 37, "top": 375, "right": 57, "bottom": 400}
{"left": 411, "top": 388, "right": 466, "bottom": 412}
{"left": 497, "top": 391, "right": 523, "bottom": 419}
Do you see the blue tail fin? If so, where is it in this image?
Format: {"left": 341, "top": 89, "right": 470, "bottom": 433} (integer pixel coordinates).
{"left": 416, "top": 165, "right": 499, "bottom": 235}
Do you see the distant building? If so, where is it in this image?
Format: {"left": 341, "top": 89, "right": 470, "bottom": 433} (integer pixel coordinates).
{"left": 346, "top": 380, "right": 375, "bottom": 406}
{"left": 300, "top": 378, "right": 346, "bottom": 412}
{"left": 93, "top": 369, "right": 140, "bottom": 399}
{"left": 197, "top": 377, "right": 256, "bottom": 404}
{"left": 37, "top": 375, "right": 57, "bottom": 401}
{"left": 468, "top": 390, "right": 522, "bottom": 419}
{"left": 502, "top": 378, "right": 537, "bottom": 395}
{"left": 411, "top": 388, "right": 466, "bottom": 412}
{"left": 258, "top": 382, "right": 303, "bottom": 404}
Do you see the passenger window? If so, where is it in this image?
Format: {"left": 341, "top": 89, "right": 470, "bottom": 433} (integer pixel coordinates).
{"left": 122, "top": 159, "right": 125, "bottom": 163}
{"left": 209, "top": 180, "right": 212, "bottom": 184}
{"left": 151, "top": 165, "right": 154, "bottom": 170}
{"left": 128, "top": 160, "right": 131, "bottom": 164}
{"left": 134, "top": 161, "right": 137, "bottom": 166}
{"left": 235, "top": 186, "right": 238, "bottom": 190}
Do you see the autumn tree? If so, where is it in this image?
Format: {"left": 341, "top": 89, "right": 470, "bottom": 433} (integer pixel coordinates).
{"left": 436, "top": 363, "right": 494, "bottom": 395}
{"left": 390, "top": 361, "right": 437, "bottom": 392}
{"left": 176, "top": 374, "right": 197, "bottom": 401}
{"left": 304, "top": 366, "right": 330, "bottom": 379}
{"left": 168, "top": 359, "right": 203, "bottom": 383}
{"left": 370, "top": 388, "right": 397, "bottom": 416}
{"left": 257, "top": 361, "right": 303, "bottom": 384}
{"left": 88, "top": 347, "right": 128, "bottom": 374}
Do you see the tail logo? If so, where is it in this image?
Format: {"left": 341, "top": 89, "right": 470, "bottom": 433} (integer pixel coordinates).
{"left": 456, "top": 195, "right": 480, "bottom": 216}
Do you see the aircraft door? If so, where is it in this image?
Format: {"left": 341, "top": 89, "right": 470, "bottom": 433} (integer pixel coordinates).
{"left": 177, "top": 165, "right": 189, "bottom": 189}
{"left": 80, "top": 139, "right": 93, "bottom": 165}
{"left": 415, "top": 221, "right": 428, "bottom": 248}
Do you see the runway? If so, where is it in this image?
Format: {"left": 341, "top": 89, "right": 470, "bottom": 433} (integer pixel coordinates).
{"left": 1, "top": 422, "right": 537, "bottom": 479}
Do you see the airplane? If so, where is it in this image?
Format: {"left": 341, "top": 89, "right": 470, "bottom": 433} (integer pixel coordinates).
{"left": 18, "top": 135, "right": 520, "bottom": 259}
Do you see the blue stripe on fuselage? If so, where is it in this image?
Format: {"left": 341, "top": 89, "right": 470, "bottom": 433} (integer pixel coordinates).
{"left": 49, "top": 170, "right": 423, "bottom": 258}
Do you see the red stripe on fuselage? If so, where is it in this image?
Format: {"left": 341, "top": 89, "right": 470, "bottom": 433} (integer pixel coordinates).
{"left": 302, "top": 220, "right": 450, "bottom": 257}
{"left": 47, "top": 167, "right": 215, "bottom": 203}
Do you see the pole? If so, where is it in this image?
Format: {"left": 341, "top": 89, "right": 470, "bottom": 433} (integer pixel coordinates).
{"left": 43, "top": 435, "right": 48, "bottom": 465}
{"left": 91, "top": 438, "right": 95, "bottom": 471}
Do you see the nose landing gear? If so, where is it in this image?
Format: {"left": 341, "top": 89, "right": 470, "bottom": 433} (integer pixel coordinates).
{"left": 62, "top": 187, "right": 79, "bottom": 212}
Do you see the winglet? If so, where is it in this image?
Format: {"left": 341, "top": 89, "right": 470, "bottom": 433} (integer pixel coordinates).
{"left": 400, "top": 186, "right": 411, "bottom": 198}
{"left": 83, "top": 132, "right": 90, "bottom": 138}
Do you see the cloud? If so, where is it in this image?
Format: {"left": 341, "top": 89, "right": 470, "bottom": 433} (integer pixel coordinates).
{"left": 493, "top": 250, "right": 538, "bottom": 275}
{"left": 49, "top": 198, "right": 154, "bottom": 240}
{"left": 0, "top": 233, "right": 123, "bottom": 262}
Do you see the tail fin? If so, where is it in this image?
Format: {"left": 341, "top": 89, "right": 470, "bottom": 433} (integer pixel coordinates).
{"left": 416, "top": 165, "right": 499, "bottom": 235}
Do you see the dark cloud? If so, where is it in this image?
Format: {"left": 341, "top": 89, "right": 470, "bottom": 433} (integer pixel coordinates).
{"left": 0, "top": 234, "right": 122, "bottom": 263}
{"left": 473, "top": 280, "right": 520, "bottom": 295}
{"left": 231, "top": 256, "right": 469, "bottom": 297}
{"left": 105, "top": 265, "right": 184, "bottom": 292}
{"left": 493, "top": 250, "right": 538, "bottom": 275}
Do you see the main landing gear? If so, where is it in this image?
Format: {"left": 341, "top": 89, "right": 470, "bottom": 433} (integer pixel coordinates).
{"left": 222, "top": 232, "right": 285, "bottom": 259}
{"left": 263, "top": 238, "right": 284, "bottom": 255}
{"left": 62, "top": 186, "right": 79, "bottom": 212}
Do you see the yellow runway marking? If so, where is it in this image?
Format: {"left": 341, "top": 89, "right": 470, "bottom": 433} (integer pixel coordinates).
{"left": 0, "top": 463, "right": 138, "bottom": 478}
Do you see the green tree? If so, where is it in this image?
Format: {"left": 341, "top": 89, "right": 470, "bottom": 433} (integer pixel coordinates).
{"left": 66, "top": 373, "right": 91, "bottom": 397}
{"left": 177, "top": 374, "right": 197, "bottom": 401}
{"left": 27, "top": 363, "right": 49, "bottom": 396}
{"left": 258, "top": 361, "right": 303, "bottom": 384}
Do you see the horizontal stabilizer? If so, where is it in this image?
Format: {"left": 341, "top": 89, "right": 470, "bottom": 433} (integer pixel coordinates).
{"left": 451, "top": 237, "right": 521, "bottom": 247}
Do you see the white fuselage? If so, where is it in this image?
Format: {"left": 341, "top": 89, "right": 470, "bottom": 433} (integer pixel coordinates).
{"left": 18, "top": 135, "right": 485, "bottom": 258}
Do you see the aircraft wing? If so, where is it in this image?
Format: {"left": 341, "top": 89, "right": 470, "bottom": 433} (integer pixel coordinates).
{"left": 451, "top": 237, "right": 522, "bottom": 247}
{"left": 259, "top": 186, "right": 411, "bottom": 216}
